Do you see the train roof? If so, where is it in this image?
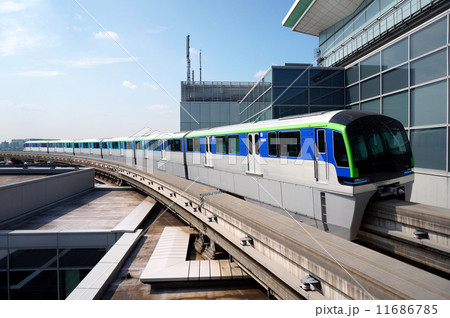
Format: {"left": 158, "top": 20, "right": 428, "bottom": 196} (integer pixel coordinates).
{"left": 186, "top": 110, "right": 344, "bottom": 137}
{"left": 24, "top": 111, "right": 390, "bottom": 144}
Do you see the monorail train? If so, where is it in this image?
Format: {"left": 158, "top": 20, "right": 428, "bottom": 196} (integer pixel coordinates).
{"left": 24, "top": 110, "right": 414, "bottom": 240}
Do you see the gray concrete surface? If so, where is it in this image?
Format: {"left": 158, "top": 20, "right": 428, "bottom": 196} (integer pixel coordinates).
{"left": 8, "top": 188, "right": 147, "bottom": 231}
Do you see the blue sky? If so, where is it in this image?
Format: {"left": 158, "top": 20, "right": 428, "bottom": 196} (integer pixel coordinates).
{"left": 0, "top": 0, "right": 317, "bottom": 141}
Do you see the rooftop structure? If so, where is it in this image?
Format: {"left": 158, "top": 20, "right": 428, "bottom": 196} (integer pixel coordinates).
{"left": 180, "top": 81, "right": 255, "bottom": 131}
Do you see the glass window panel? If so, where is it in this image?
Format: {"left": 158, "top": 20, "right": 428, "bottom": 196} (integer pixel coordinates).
{"left": 361, "top": 99, "right": 380, "bottom": 113}
{"left": 9, "top": 249, "right": 57, "bottom": 269}
{"left": 410, "top": 49, "right": 446, "bottom": 86}
{"left": 310, "top": 69, "right": 344, "bottom": 87}
{"left": 382, "top": 64, "right": 408, "bottom": 94}
{"left": 333, "top": 131, "right": 349, "bottom": 167}
{"left": 383, "top": 91, "right": 408, "bottom": 127}
{"left": 149, "top": 140, "right": 159, "bottom": 151}
{"left": 310, "top": 88, "right": 344, "bottom": 106}
{"left": 193, "top": 137, "right": 201, "bottom": 152}
{"left": 9, "top": 270, "right": 58, "bottom": 300}
{"left": 200, "top": 103, "right": 210, "bottom": 123}
{"left": 59, "top": 269, "right": 90, "bottom": 300}
{"left": 410, "top": 17, "right": 447, "bottom": 59}
{"left": 346, "top": 64, "right": 359, "bottom": 85}
{"left": 411, "top": 80, "right": 446, "bottom": 126}
{"left": 273, "top": 106, "right": 309, "bottom": 118}
{"left": 382, "top": 37, "right": 408, "bottom": 70}
{"left": 317, "top": 130, "right": 326, "bottom": 153}
{"left": 346, "top": 84, "right": 359, "bottom": 104}
{"left": 411, "top": 128, "right": 446, "bottom": 170}
{"left": 273, "top": 87, "right": 308, "bottom": 105}
{"left": 346, "top": 105, "right": 360, "bottom": 110}
{"left": 0, "top": 250, "right": 7, "bottom": 269}
{"left": 0, "top": 271, "right": 7, "bottom": 299}
{"left": 167, "top": 139, "right": 181, "bottom": 152}
{"left": 360, "top": 76, "right": 380, "bottom": 100}
{"left": 59, "top": 248, "right": 105, "bottom": 268}
{"left": 220, "top": 103, "right": 230, "bottom": 123}
{"left": 186, "top": 138, "right": 193, "bottom": 152}
{"left": 216, "top": 136, "right": 226, "bottom": 154}
{"left": 279, "top": 131, "right": 301, "bottom": 157}
{"left": 268, "top": 132, "right": 278, "bottom": 156}
{"left": 272, "top": 68, "right": 308, "bottom": 86}
{"left": 360, "top": 53, "right": 380, "bottom": 79}
{"left": 228, "top": 135, "right": 240, "bottom": 154}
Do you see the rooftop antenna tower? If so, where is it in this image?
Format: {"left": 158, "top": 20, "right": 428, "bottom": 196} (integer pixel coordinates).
{"left": 199, "top": 50, "right": 202, "bottom": 83}
{"left": 186, "top": 35, "right": 191, "bottom": 83}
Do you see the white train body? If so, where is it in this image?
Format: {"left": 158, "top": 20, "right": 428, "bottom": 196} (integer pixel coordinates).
{"left": 24, "top": 110, "right": 414, "bottom": 240}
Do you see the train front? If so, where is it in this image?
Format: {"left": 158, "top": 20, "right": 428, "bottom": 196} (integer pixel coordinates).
{"left": 335, "top": 111, "right": 414, "bottom": 199}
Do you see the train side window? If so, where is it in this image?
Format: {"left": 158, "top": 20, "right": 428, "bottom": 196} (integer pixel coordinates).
{"left": 102, "top": 142, "right": 108, "bottom": 149}
{"left": 93, "top": 142, "right": 100, "bottom": 149}
{"left": 135, "top": 140, "right": 142, "bottom": 150}
{"left": 333, "top": 132, "right": 349, "bottom": 167}
{"left": 268, "top": 132, "right": 278, "bottom": 156}
{"left": 186, "top": 138, "right": 193, "bottom": 152}
{"left": 193, "top": 137, "right": 201, "bottom": 152}
{"left": 317, "top": 130, "right": 326, "bottom": 153}
{"left": 280, "top": 131, "right": 301, "bottom": 157}
{"left": 255, "top": 134, "right": 260, "bottom": 155}
{"left": 66, "top": 143, "right": 72, "bottom": 148}
{"left": 149, "top": 140, "right": 159, "bottom": 151}
{"left": 228, "top": 135, "right": 240, "bottom": 154}
{"left": 168, "top": 139, "right": 181, "bottom": 151}
{"left": 124, "top": 141, "right": 133, "bottom": 150}
{"left": 112, "top": 142, "right": 119, "bottom": 149}
{"left": 74, "top": 143, "right": 80, "bottom": 149}
{"left": 216, "top": 136, "right": 227, "bottom": 154}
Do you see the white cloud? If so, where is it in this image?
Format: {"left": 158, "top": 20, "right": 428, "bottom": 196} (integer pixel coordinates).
{"left": 143, "top": 82, "right": 158, "bottom": 90}
{"left": 147, "top": 104, "right": 172, "bottom": 114}
{"left": 0, "top": 17, "right": 44, "bottom": 57}
{"left": 0, "top": 0, "right": 40, "bottom": 13}
{"left": 254, "top": 69, "right": 266, "bottom": 79}
{"left": 94, "top": 31, "right": 119, "bottom": 41}
{"left": 122, "top": 81, "right": 136, "bottom": 89}
{"left": 189, "top": 47, "right": 200, "bottom": 55}
{"left": 66, "top": 57, "right": 136, "bottom": 68}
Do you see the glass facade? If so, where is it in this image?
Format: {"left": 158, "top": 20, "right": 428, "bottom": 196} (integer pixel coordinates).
{"left": 0, "top": 247, "right": 105, "bottom": 300}
{"left": 345, "top": 13, "right": 450, "bottom": 172}
{"left": 318, "top": 0, "right": 445, "bottom": 67}
{"left": 180, "top": 81, "right": 255, "bottom": 131}
{"left": 239, "top": 65, "right": 345, "bottom": 123}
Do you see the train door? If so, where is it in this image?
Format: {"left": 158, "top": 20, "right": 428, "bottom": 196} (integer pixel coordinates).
{"left": 161, "top": 140, "right": 166, "bottom": 160}
{"left": 204, "top": 136, "right": 213, "bottom": 166}
{"left": 314, "top": 129, "right": 328, "bottom": 182}
{"left": 247, "top": 133, "right": 261, "bottom": 174}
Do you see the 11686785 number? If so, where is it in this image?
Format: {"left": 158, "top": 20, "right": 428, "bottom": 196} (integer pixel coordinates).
{"left": 377, "top": 305, "right": 438, "bottom": 315}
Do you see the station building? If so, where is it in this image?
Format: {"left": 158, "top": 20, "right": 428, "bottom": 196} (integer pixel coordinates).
{"left": 180, "top": 81, "right": 255, "bottom": 131}
{"left": 279, "top": 0, "right": 450, "bottom": 208}
{"left": 239, "top": 64, "right": 345, "bottom": 123}
{"left": 178, "top": 0, "right": 450, "bottom": 208}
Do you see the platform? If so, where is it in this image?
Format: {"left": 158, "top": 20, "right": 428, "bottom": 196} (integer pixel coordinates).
{"left": 140, "top": 227, "right": 248, "bottom": 283}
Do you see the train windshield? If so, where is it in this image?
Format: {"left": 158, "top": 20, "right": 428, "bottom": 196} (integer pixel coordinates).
{"left": 347, "top": 116, "right": 413, "bottom": 181}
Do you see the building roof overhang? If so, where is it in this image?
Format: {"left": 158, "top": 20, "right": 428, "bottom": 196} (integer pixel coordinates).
{"left": 282, "top": 0, "right": 364, "bottom": 36}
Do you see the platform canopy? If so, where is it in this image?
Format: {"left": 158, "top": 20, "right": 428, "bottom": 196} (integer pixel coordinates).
{"left": 283, "top": 0, "right": 364, "bottom": 36}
